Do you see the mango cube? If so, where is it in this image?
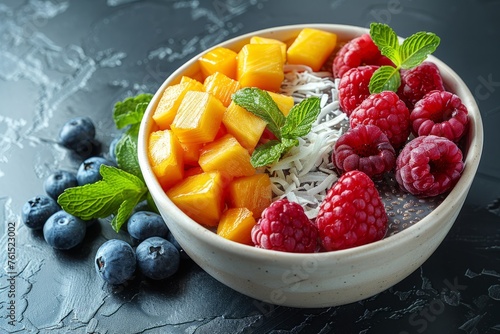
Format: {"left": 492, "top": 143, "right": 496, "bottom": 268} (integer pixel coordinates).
{"left": 237, "top": 43, "right": 284, "bottom": 92}
{"left": 171, "top": 91, "right": 226, "bottom": 144}
{"left": 203, "top": 72, "right": 241, "bottom": 107}
{"left": 228, "top": 173, "right": 272, "bottom": 219}
{"left": 268, "top": 91, "right": 295, "bottom": 116}
{"left": 198, "top": 47, "right": 238, "bottom": 80}
{"left": 198, "top": 134, "right": 255, "bottom": 180}
{"left": 148, "top": 130, "right": 184, "bottom": 190}
{"left": 180, "top": 141, "right": 202, "bottom": 166}
{"left": 250, "top": 36, "right": 287, "bottom": 62}
{"left": 152, "top": 80, "right": 204, "bottom": 129}
{"left": 217, "top": 207, "right": 256, "bottom": 245}
{"left": 166, "top": 171, "right": 224, "bottom": 227}
{"left": 287, "top": 28, "right": 337, "bottom": 71}
{"left": 222, "top": 101, "right": 267, "bottom": 152}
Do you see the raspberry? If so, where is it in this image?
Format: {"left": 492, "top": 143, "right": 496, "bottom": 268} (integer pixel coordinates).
{"left": 395, "top": 135, "right": 464, "bottom": 197}
{"left": 410, "top": 90, "right": 469, "bottom": 142}
{"left": 333, "top": 34, "right": 394, "bottom": 78}
{"left": 333, "top": 124, "right": 396, "bottom": 179}
{"left": 315, "top": 170, "right": 388, "bottom": 251}
{"left": 251, "top": 199, "right": 318, "bottom": 253}
{"left": 338, "top": 65, "right": 379, "bottom": 116}
{"left": 397, "top": 61, "right": 445, "bottom": 110}
{"left": 350, "top": 91, "right": 411, "bottom": 149}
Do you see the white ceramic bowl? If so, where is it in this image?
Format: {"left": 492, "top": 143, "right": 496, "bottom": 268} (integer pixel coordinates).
{"left": 138, "top": 24, "right": 483, "bottom": 308}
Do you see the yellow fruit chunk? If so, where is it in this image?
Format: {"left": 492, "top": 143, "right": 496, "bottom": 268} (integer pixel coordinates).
{"left": 237, "top": 43, "right": 284, "bottom": 92}
{"left": 180, "top": 141, "right": 202, "bottom": 166}
{"left": 217, "top": 207, "right": 256, "bottom": 245}
{"left": 180, "top": 75, "right": 203, "bottom": 86}
{"left": 228, "top": 173, "right": 272, "bottom": 219}
{"left": 198, "top": 46, "right": 238, "bottom": 80}
{"left": 152, "top": 80, "right": 204, "bottom": 130}
{"left": 287, "top": 28, "right": 337, "bottom": 71}
{"left": 268, "top": 91, "right": 295, "bottom": 116}
{"left": 222, "top": 101, "right": 267, "bottom": 152}
{"left": 148, "top": 130, "right": 184, "bottom": 190}
{"left": 199, "top": 134, "right": 255, "bottom": 180}
{"left": 171, "top": 91, "right": 226, "bottom": 144}
{"left": 203, "top": 72, "right": 241, "bottom": 107}
{"left": 250, "top": 36, "right": 287, "bottom": 62}
{"left": 166, "top": 171, "right": 224, "bottom": 227}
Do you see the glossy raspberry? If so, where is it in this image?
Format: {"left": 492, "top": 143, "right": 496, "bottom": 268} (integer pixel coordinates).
{"left": 333, "top": 34, "right": 394, "bottom": 78}
{"left": 395, "top": 135, "right": 464, "bottom": 197}
{"left": 315, "top": 170, "right": 388, "bottom": 251}
{"left": 338, "top": 65, "right": 379, "bottom": 116}
{"left": 333, "top": 124, "right": 396, "bottom": 179}
{"left": 350, "top": 91, "right": 411, "bottom": 149}
{"left": 410, "top": 90, "right": 469, "bottom": 142}
{"left": 251, "top": 199, "right": 318, "bottom": 253}
{"left": 397, "top": 61, "right": 445, "bottom": 110}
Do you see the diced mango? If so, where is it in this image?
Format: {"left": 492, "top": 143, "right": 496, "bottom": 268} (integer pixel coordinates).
{"left": 228, "top": 173, "right": 272, "bottom": 218}
{"left": 222, "top": 101, "right": 267, "bottom": 152}
{"left": 237, "top": 43, "right": 284, "bottom": 92}
{"left": 166, "top": 171, "right": 224, "bottom": 227}
{"left": 180, "top": 141, "right": 202, "bottom": 166}
{"left": 152, "top": 81, "right": 204, "bottom": 130}
{"left": 180, "top": 75, "right": 203, "bottom": 86}
{"left": 184, "top": 166, "right": 203, "bottom": 178}
{"left": 171, "top": 91, "right": 226, "bottom": 144}
{"left": 287, "top": 28, "right": 337, "bottom": 71}
{"left": 268, "top": 91, "right": 295, "bottom": 116}
{"left": 217, "top": 207, "right": 256, "bottom": 245}
{"left": 250, "top": 36, "right": 287, "bottom": 62}
{"left": 203, "top": 72, "right": 241, "bottom": 107}
{"left": 198, "top": 47, "right": 238, "bottom": 80}
{"left": 199, "top": 134, "right": 255, "bottom": 180}
{"left": 148, "top": 130, "right": 184, "bottom": 190}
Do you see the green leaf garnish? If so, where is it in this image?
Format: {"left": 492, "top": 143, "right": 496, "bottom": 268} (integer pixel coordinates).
{"left": 233, "top": 87, "right": 320, "bottom": 168}
{"left": 115, "top": 128, "right": 142, "bottom": 180}
{"left": 232, "top": 88, "right": 286, "bottom": 139}
{"left": 58, "top": 165, "right": 148, "bottom": 232}
{"left": 112, "top": 93, "right": 153, "bottom": 129}
{"left": 369, "top": 22, "right": 440, "bottom": 93}
{"left": 282, "top": 97, "right": 321, "bottom": 139}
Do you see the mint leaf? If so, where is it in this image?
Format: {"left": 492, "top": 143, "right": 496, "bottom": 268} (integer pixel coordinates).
{"left": 369, "top": 22, "right": 400, "bottom": 65}
{"left": 115, "top": 129, "right": 143, "bottom": 181}
{"left": 58, "top": 165, "right": 148, "bottom": 232}
{"left": 250, "top": 138, "right": 298, "bottom": 168}
{"left": 250, "top": 140, "right": 283, "bottom": 168}
{"left": 113, "top": 94, "right": 153, "bottom": 129}
{"left": 399, "top": 32, "right": 440, "bottom": 69}
{"left": 369, "top": 65, "right": 401, "bottom": 93}
{"left": 232, "top": 88, "right": 286, "bottom": 139}
{"left": 282, "top": 97, "right": 320, "bottom": 139}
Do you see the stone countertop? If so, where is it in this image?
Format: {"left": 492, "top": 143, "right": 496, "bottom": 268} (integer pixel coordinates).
{"left": 1, "top": 0, "right": 499, "bottom": 333}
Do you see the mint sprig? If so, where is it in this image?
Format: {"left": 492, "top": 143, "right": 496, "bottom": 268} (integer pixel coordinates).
{"left": 369, "top": 22, "right": 440, "bottom": 93}
{"left": 58, "top": 165, "right": 148, "bottom": 232}
{"left": 232, "top": 88, "right": 320, "bottom": 168}
{"left": 58, "top": 93, "right": 156, "bottom": 232}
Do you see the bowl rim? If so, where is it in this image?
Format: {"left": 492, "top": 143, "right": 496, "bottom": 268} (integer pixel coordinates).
{"left": 138, "top": 23, "right": 484, "bottom": 264}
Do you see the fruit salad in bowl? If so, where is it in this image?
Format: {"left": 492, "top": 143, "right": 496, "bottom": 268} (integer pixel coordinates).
{"left": 137, "top": 23, "right": 483, "bottom": 307}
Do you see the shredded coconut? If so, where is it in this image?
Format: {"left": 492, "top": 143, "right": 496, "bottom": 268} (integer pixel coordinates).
{"left": 265, "top": 66, "right": 347, "bottom": 219}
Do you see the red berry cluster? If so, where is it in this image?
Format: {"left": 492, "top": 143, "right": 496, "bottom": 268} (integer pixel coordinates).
{"left": 333, "top": 34, "right": 468, "bottom": 198}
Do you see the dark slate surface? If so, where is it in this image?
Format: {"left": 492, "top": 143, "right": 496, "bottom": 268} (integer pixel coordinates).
{"left": 1, "top": 0, "right": 499, "bottom": 333}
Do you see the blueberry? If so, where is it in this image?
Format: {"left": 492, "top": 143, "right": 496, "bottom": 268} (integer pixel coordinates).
{"left": 109, "top": 137, "right": 120, "bottom": 163}
{"left": 167, "top": 231, "right": 189, "bottom": 260}
{"left": 76, "top": 156, "right": 115, "bottom": 185}
{"left": 43, "top": 170, "right": 77, "bottom": 200}
{"left": 95, "top": 239, "right": 136, "bottom": 285}
{"left": 43, "top": 210, "right": 86, "bottom": 250}
{"left": 59, "top": 116, "right": 99, "bottom": 157}
{"left": 136, "top": 237, "right": 180, "bottom": 280}
{"left": 21, "top": 195, "right": 60, "bottom": 230}
{"left": 127, "top": 211, "right": 169, "bottom": 243}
